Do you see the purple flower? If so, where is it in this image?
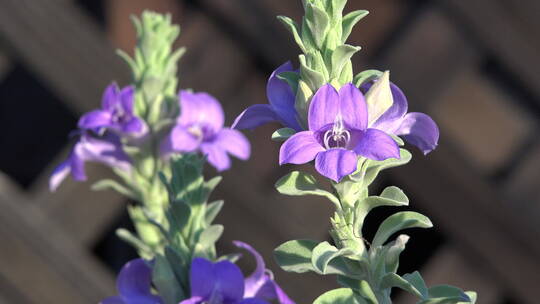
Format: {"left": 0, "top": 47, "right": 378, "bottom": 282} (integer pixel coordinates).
{"left": 232, "top": 62, "right": 302, "bottom": 131}
{"left": 181, "top": 242, "right": 294, "bottom": 304}
{"left": 78, "top": 83, "right": 147, "bottom": 136}
{"left": 361, "top": 75, "right": 439, "bottom": 154}
{"left": 279, "top": 83, "right": 400, "bottom": 182}
{"left": 233, "top": 241, "right": 295, "bottom": 304}
{"left": 49, "top": 132, "right": 132, "bottom": 191}
{"left": 161, "top": 91, "right": 250, "bottom": 171}
{"left": 100, "top": 259, "right": 163, "bottom": 304}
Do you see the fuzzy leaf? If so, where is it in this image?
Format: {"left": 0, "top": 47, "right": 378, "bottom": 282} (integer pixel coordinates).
{"left": 357, "top": 281, "right": 378, "bottom": 304}
{"left": 92, "top": 179, "right": 136, "bottom": 200}
{"left": 372, "top": 211, "right": 433, "bottom": 247}
{"left": 385, "top": 234, "right": 410, "bottom": 273}
{"left": 354, "top": 148, "right": 412, "bottom": 188}
{"left": 197, "top": 225, "right": 224, "bottom": 249}
{"left": 331, "top": 45, "right": 361, "bottom": 79}
{"left": 342, "top": 10, "right": 369, "bottom": 43}
{"left": 305, "top": 3, "right": 330, "bottom": 48}
{"left": 277, "top": 71, "right": 301, "bottom": 93}
{"left": 275, "top": 171, "right": 340, "bottom": 207}
{"left": 380, "top": 272, "right": 425, "bottom": 299}
{"left": 365, "top": 71, "right": 393, "bottom": 124}
{"left": 271, "top": 128, "right": 296, "bottom": 142}
{"left": 313, "top": 288, "right": 365, "bottom": 304}
{"left": 274, "top": 239, "right": 318, "bottom": 273}
{"left": 278, "top": 16, "right": 306, "bottom": 52}
{"left": 205, "top": 200, "right": 224, "bottom": 225}
{"left": 153, "top": 254, "right": 185, "bottom": 304}
{"left": 353, "top": 70, "right": 383, "bottom": 88}
{"left": 417, "top": 285, "right": 471, "bottom": 304}
{"left": 299, "top": 55, "right": 325, "bottom": 91}
{"left": 311, "top": 241, "right": 355, "bottom": 274}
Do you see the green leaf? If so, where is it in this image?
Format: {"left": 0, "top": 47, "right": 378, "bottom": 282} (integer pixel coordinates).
{"left": 164, "top": 246, "right": 189, "bottom": 289}
{"left": 372, "top": 211, "right": 433, "bottom": 247}
{"left": 338, "top": 60, "right": 354, "bottom": 84}
{"left": 384, "top": 234, "right": 410, "bottom": 273}
{"left": 311, "top": 241, "right": 355, "bottom": 274}
{"left": 353, "top": 70, "right": 383, "bottom": 88}
{"left": 277, "top": 71, "right": 301, "bottom": 93}
{"left": 417, "top": 285, "right": 471, "bottom": 304}
{"left": 271, "top": 128, "right": 296, "bottom": 142}
{"left": 365, "top": 71, "right": 393, "bottom": 124}
{"left": 275, "top": 171, "right": 340, "bottom": 207}
{"left": 357, "top": 280, "right": 378, "bottom": 304}
{"left": 277, "top": 16, "right": 306, "bottom": 52}
{"left": 116, "top": 228, "right": 153, "bottom": 258}
{"left": 404, "top": 271, "right": 429, "bottom": 298}
{"left": 166, "top": 200, "right": 192, "bottom": 237}
{"left": 355, "top": 148, "right": 412, "bottom": 188}
{"left": 305, "top": 3, "right": 330, "bottom": 48}
{"left": 205, "top": 200, "right": 224, "bottom": 225}
{"left": 92, "top": 179, "right": 136, "bottom": 200}
{"left": 380, "top": 272, "right": 426, "bottom": 299}
{"left": 354, "top": 186, "right": 409, "bottom": 235}
{"left": 299, "top": 54, "right": 325, "bottom": 91}
{"left": 274, "top": 239, "right": 318, "bottom": 273}
{"left": 313, "top": 288, "right": 364, "bottom": 304}
{"left": 342, "top": 10, "right": 369, "bottom": 43}
{"left": 331, "top": 45, "right": 361, "bottom": 79}
{"left": 294, "top": 80, "right": 313, "bottom": 127}
{"left": 196, "top": 225, "right": 224, "bottom": 249}
{"left": 463, "top": 292, "right": 477, "bottom": 303}
{"left": 153, "top": 255, "right": 185, "bottom": 304}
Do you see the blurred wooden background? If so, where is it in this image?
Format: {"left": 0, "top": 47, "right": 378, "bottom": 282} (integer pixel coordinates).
{"left": 0, "top": 0, "right": 539, "bottom": 303}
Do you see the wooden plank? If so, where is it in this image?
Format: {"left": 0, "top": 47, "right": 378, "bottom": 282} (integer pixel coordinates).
{"left": 396, "top": 246, "right": 501, "bottom": 303}
{"left": 432, "top": 68, "right": 533, "bottom": 173}
{"left": 440, "top": 0, "right": 540, "bottom": 101}
{"left": 0, "top": 172, "right": 115, "bottom": 304}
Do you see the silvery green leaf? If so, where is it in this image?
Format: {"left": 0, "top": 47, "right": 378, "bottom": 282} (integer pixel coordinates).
{"left": 404, "top": 272, "right": 429, "bottom": 298}
{"left": 385, "top": 234, "right": 410, "bottom": 273}
{"left": 277, "top": 16, "right": 307, "bottom": 52}
{"left": 196, "top": 224, "right": 224, "bottom": 249}
{"left": 153, "top": 254, "right": 185, "bottom": 304}
{"left": 311, "top": 241, "right": 355, "bottom": 274}
{"left": 338, "top": 60, "right": 354, "bottom": 84}
{"left": 164, "top": 246, "right": 189, "bottom": 289}
{"left": 372, "top": 211, "right": 433, "bottom": 247}
{"left": 166, "top": 200, "right": 192, "bottom": 237}
{"left": 342, "top": 10, "right": 369, "bottom": 43}
{"left": 417, "top": 285, "right": 471, "bottom": 304}
{"left": 328, "top": 0, "right": 348, "bottom": 19}
{"left": 277, "top": 71, "right": 301, "bottom": 93}
{"left": 218, "top": 253, "right": 242, "bottom": 263}
{"left": 313, "top": 288, "right": 365, "bottom": 304}
{"left": 353, "top": 69, "right": 383, "bottom": 88}
{"left": 380, "top": 272, "right": 426, "bottom": 299}
{"left": 271, "top": 128, "right": 296, "bottom": 142}
{"left": 365, "top": 71, "right": 393, "bottom": 125}
{"left": 116, "top": 228, "right": 153, "bottom": 258}
{"left": 205, "top": 200, "right": 224, "bottom": 225}
{"left": 295, "top": 79, "right": 313, "bottom": 127}
{"left": 357, "top": 280, "right": 378, "bottom": 304}
{"left": 354, "top": 186, "right": 409, "bottom": 234}
{"left": 463, "top": 292, "right": 477, "bottom": 303}
{"left": 331, "top": 45, "right": 361, "bottom": 79}
{"left": 299, "top": 54, "right": 325, "bottom": 91}
{"left": 355, "top": 148, "right": 412, "bottom": 188}
{"left": 92, "top": 179, "right": 136, "bottom": 200}
{"left": 305, "top": 3, "right": 330, "bottom": 48}
{"left": 275, "top": 171, "right": 340, "bottom": 207}
{"left": 274, "top": 239, "right": 318, "bottom": 273}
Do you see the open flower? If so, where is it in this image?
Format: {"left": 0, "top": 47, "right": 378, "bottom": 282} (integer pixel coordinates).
{"left": 161, "top": 91, "right": 250, "bottom": 171}
{"left": 100, "top": 259, "right": 163, "bottom": 304}
{"left": 49, "top": 132, "right": 132, "bottom": 191}
{"left": 78, "top": 83, "right": 147, "bottom": 137}
{"left": 232, "top": 62, "right": 301, "bottom": 131}
{"left": 279, "top": 83, "right": 400, "bottom": 182}
{"left": 361, "top": 74, "right": 439, "bottom": 154}
{"left": 181, "top": 241, "right": 294, "bottom": 304}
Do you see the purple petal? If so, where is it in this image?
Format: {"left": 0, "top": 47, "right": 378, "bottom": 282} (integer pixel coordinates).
{"left": 119, "top": 86, "right": 135, "bottom": 114}
{"left": 232, "top": 241, "right": 266, "bottom": 297}
{"left": 179, "top": 297, "right": 203, "bottom": 304}
{"left": 190, "top": 258, "right": 215, "bottom": 299}
{"left": 267, "top": 62, "right": 302, "bottom": 131}
{"left": 200, "top": 142, "right": 231, "bottom": 171}
{"left": 371, "top": 83, "right": 409, "bottom": 131}
{"left": 252, "top": 280, "right": 295, "bottom": 304}
{"left": 49, "top": 160, "right": 71, "bottom": 192}
{"left": 353, "top": 129, "right": 400, "bottom": 161}
{"left": 167, "top": 125, "right": 200, "bottom": 152}
{"left": 232, "top": 104, "right": 279, "bottom": 130}
{"left": 102, "top": 83, "right": 120, "bottom": 111}
{"left": 279, "top": 131, "right": 324, "bottom": 165}
{"left": 69, "top": 148, "right": 87, "bottom": 181}
{"left": 122, "top": 117, "right": 147, "bottom": 135}
{"left": 78, "top": 110, "right": 112, "bottom": 130}
{"left": 338, "top": 83, "right": 368, "bottom": 130}
{"left": 117, "top": 259, "right": 154, "bottom": 299}
{"left": 239, "top": 299, "right": 271, "bottom": 304}
{"left": 213, "top": 260, "right": 245, "bottom": 302}
{"left": 308, "top": 84, "right": 340, "bottom": 132}
{"left": 179, "top": 91, "right": 224, "bottom": 132}
{"left": 99, "top": 296, "right": 125, "bottom": 304}
{"left": 395, "top": 112, "right": 439, "bottom": 154}
{"left": 77, "top": 134, "right": 132, "bottom": 172}
{"left": 213, "top": 128, "right": 251, "bottom": 160}
{"left": 315, "top": 149, "right": 358, "bottom": 182}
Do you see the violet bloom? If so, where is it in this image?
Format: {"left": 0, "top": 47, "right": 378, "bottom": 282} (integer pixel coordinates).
{"left": 100, "top": 259, "right": 162, "bottom": 304}
{"left": 78, "top": 83, "right": 147, "bottom": 137}
{"left": 49, "top": 132, "right": 132, "bottom": 191}
{"left": 279, "top": 83, "right": 400, "bottom": 182}
{"left": 361, "top": 75, "right": 439, "bottom": 154}
{"left": 180, "top": 241, "right": 294, "bottom": 304}
{"left": 161, "top": 91, "right": 250, "bottom": 171}
{"left": 232, "top": 62, "right": 302, "bottom": 131}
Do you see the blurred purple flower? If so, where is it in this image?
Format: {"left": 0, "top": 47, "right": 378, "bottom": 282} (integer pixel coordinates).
{"left": 100, "top": 258, "right": 163, "bottom": 304}
{"left": 181, "top": 242, "right": 294, "bottom": 304}
{"left": 232, "top": 62, "right": 302, "bottom": 131}
{"left": 49, "top": 132, "right": 132, "bottom": 191}
{"left": 279, "top": 83, "right": 400, "bottom": 182}
{"left": 78, "top": 83, "right": 147, "bottom": 137}
{"left": 361, "top": 79, "right": 439, "bottom": 154}
{"left": 161, "top": 91, "right": 250, "bottom": 171}
{"left": 233, "top": 241, "right": 295, "bottom": 304}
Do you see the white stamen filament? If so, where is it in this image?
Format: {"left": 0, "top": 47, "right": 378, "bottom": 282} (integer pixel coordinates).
{"left": 323, "top": 114, "right": 351, "bottom": 149}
